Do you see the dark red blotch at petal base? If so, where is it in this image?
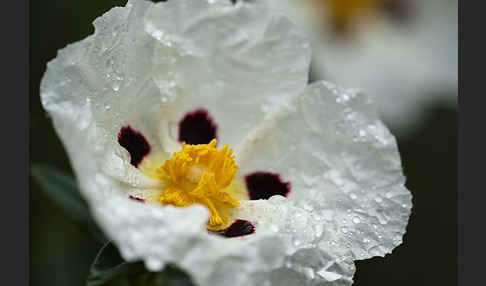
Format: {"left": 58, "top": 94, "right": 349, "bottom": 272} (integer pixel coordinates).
{"left": 178, "top": 108, "right": 217, "bottom": 145}
{"left": 129, "top": 195, "right": 146, "bottom": 203}
{"left": 245, "top": 171, "right": 291, "bottom": 200}
{"left": 214, "top": 219, "right": 255, "bottom": 238}
{"left": 118, "top": 126, "right": 151, "bottom": 167}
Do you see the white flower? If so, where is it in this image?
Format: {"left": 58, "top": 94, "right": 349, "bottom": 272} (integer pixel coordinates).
{"left": 40, "top": 0, "right": 411, "bottom": 285}
{"left": 267, "top": 0, "right": 458, "bottom": 133}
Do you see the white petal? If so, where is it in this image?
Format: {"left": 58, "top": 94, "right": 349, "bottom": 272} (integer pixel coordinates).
{"left": 238, "top": 81, "right": 412, "bottom": 260}
{"left": 145, "top": 0, "right": 311, "bottom": 150}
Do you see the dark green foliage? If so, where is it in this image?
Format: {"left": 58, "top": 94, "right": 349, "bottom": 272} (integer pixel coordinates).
{"left": 87, "top": 242, "right": 194, "bottom": 286}
{"left": 31, "top": 164, "right": 107, "bottom": 243}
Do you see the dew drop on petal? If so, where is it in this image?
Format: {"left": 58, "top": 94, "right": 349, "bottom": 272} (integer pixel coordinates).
{"left": 302, "top": 267, "right": 315, "bottom": 280}
{"left": 303, "top": 202, "right": 314, "bottom": 211}
{"left": 292, "top": 237, "right": 302, "bottom": 247}
{"left": 269, "top": 224, "right": 279, "bottom": 233}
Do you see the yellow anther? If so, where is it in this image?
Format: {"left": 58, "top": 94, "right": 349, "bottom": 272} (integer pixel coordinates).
{"left": 156, "top": 139, "right": 239, "bottom": 228}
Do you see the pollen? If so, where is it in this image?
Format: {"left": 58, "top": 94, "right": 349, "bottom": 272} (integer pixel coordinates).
{"left": 156, "top": 139, "right": 240, "bottom": 228}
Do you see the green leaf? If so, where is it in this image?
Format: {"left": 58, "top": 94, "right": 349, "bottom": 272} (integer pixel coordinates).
{"left": 87, "top": 242, "right": 195, "bottom": 286}
{"left": 86, "top": 242, "right": 194, "bottom": 286}
{"left": 87, "top": 242, "right": 146, "bottom": 286}
{"left": 30, "top": 163, "right": 107, "bottom": 243}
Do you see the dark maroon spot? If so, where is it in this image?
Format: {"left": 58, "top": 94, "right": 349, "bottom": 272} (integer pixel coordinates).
{"left": 129, "top": 195, "right": 146, "bottom": 203}
{"left": 213, "top": 219, "right": 255, "bottom": 238}
{"left": 245, "top": 171, "right": 291, "bottom": 200}
{"left": 178, "top": 108, "right": 217, "bottom": 145}
{"left": 118, "top": 126, "right": 151, "bottom": 167}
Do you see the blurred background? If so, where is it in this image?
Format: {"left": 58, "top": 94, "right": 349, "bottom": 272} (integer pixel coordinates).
{"left": 30, "top": 0, "right": 457, "bottom": 285}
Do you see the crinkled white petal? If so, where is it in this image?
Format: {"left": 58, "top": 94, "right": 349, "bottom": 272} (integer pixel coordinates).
{"left": 238, "top": 81, "right": 412, "bottom": 260}
{"left": 267, "top": 0, "right": 458, "bottom": 132}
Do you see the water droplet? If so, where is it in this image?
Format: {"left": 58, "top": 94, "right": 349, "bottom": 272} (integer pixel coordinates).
{"left": 113, "top": 85, "right": 119, "bottom": 92}
{"left": 352, "top": 217, "right": 361, "bottom": 224}
{"left": 268, "top": 195, "right": 286, "bottom": 203}
{"left": 293, "top": 237, "right": 302, "bottom": 246}
{"left": 303, "top": 203, "right": 314, "bottom": 211}
{"left": 350, "top": 193, "right": 357, "bottom": 199}
{"left": 105, "top": 105, "right": 111, "bottom": 110}
{"left": 374, "top": 197, "right": 383, "bottom": 203}
{"left": 269, "top": 225, "right": 279, "bottom": 232}
{"left": 302, "top": 267, "right": 315, "bottom": 280}
{"left": 341, "top": 227, "right": 348, "bottom": 234}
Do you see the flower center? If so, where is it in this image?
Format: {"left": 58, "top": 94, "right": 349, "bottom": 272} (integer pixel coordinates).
{"left": 155, "top": 139, "right": 239, "bottom": 228}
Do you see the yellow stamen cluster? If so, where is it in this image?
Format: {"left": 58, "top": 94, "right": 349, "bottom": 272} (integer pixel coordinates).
{"left": 156, "top": 139, "right": 239, "bottom": 228}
